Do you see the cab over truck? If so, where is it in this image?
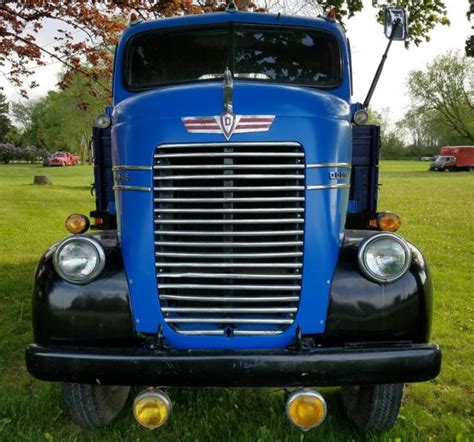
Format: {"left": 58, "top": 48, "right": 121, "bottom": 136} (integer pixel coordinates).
{"left": 429, "top": 146, "right": 474, "bottom": 171}
{"left": 26, "top": 6, "right": 441, "bottom": 433}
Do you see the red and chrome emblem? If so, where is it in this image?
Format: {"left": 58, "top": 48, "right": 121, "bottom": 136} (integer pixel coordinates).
{"left": 182, "top": 68, "right": 275, "bottom": 140}
{"left": 182, "top": 114, "right": 275, "bottom": 140}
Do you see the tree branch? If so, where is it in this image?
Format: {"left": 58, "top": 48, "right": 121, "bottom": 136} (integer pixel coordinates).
{"left": 3, "top": 31, "right": 110, "bottom": 93}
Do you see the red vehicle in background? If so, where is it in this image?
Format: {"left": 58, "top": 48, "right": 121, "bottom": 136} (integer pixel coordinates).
{"left": 430, "top": 146, "right": 474, "bottom": 171}
{"left": 43, "top": 151, "right": 80, "bottom": 167}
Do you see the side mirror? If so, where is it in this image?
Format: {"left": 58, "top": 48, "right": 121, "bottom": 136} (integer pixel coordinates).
{"left": 384, "top": 8, "right": 408, "bottom": 41}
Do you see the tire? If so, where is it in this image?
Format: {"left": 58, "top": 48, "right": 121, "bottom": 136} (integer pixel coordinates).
{"left": 341, "top": 383, "right": 404, "bottom": 432}
{"left": 62, "top": 383, "right": 130, "bottom": 428}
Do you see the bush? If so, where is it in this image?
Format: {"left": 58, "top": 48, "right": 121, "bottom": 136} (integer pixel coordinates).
{"left": 0, "top": 143, "right": 50, "bottom": 163}
{"left": 0, "top": 143, "right": 21, "bottom": 163}
{"left": 23, "top": 145, "right": 39, "bottom": 163}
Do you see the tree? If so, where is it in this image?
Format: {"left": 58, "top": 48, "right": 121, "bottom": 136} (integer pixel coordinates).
{"left": 0, "top": 93, "right": 12, "bottom": 143}
{"left": 0, "top": 0, "right": 448, "bottom": 97}
{"left": 11, "top": 69, "right": 109, "bottom": 157}
{"left": 367, "top": 108, "right": 408, "bottom": 160}
{"left": 467, "top": 0, "right": 473, "bottom": 57}
{"left": 406, "top": 52, "right": 474, "bottom": 143}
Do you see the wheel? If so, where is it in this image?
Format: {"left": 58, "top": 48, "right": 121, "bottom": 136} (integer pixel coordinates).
{"left": 341, "top": 384, "right": 404, "bottom": 431}
{"left": 62, "top": 383, "right": 130, "bottom": 428}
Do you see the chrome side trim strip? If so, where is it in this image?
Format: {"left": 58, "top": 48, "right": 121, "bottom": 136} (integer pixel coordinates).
{"left": 113, "top": 166, "right": 152, "bottom": 171}
{"left": 113, "top": 185, "right": 151, "bottom": 192}
{"left": 306, "top": 162, "right": 352, "bottom": 169}
{"left": 306, "top": 183, "right": 351, "bottom": 190}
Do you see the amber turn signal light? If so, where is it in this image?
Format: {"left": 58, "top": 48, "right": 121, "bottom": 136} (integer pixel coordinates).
{"left": 376, "top": 211, "right": 401, "bottom": 232}
{"left": 65, "top": 214, "right": 90, "bottom": 234}
{"left": 286, "top": 390, "right": 327, "bottom": 431}
{"left": 133, "top": 389, "right": 171, "bottom": 430}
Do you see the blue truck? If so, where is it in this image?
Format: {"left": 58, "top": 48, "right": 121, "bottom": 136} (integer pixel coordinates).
{"left": 26, "top": 6, "right": 441, "bottom": 433}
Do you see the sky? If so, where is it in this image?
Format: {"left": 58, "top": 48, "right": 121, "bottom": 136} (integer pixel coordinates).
{"left": 346, "top": 0, "right": 471, "bottom": 124}
{"left": 1, "top": 0, "right": 472, "bottom": 126}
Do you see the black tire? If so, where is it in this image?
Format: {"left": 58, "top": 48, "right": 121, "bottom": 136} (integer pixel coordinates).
{"left": 62, "top": 383, "right": 130, "bottom": 428}
{"left": 341, "top": 384, "right": 404, "bottom": 432}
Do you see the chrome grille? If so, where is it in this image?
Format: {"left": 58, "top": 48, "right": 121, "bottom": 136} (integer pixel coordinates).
{"left": 153, "top": 142, "right": 305, "bottom": 336}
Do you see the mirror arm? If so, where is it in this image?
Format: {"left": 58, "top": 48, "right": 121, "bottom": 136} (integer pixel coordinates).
{"left": 363, "top": 19, "right": 401, "bottom": 109}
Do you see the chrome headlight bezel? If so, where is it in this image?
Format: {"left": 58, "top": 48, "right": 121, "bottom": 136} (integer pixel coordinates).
{"left": 358, "top": 233, "right": 412, "bottom": 283}
{"left": 53, "top": 236, "right": 106, "bottom": 285}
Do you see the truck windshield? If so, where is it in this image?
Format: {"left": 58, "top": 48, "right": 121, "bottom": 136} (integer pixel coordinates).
{"left": 125, "top": 25, "right": 341, "bottom": 90}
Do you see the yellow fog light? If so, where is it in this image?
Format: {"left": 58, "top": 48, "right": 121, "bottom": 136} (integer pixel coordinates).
{"left": 377, "top": 211, "right": 401, "bottom": 232}
{"left": 133, "top": 389, "right": 171, "bottom": 430}
{"left": 65, "top": 214, "right": 90, "bottom": 234}
{"left": 286, "top": 390, "right": 327, "bottom": 431}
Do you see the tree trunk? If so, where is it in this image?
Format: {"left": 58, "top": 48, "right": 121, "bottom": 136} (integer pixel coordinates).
{"left": 33, "top": 175, "right": 52, "bottom": 185}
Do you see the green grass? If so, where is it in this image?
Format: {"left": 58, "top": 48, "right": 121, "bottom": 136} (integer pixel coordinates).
{"left": 0, "top": 162, "right": 472, "bottom": 441}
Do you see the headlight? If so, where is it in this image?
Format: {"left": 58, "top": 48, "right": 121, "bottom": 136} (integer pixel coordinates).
{"left": 53, "top": 236, "right": 105, "bottom": 284}
{"left": 358, "top": 233, "right": 412, "bottom": 283}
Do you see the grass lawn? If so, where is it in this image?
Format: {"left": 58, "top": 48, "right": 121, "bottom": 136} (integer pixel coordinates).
{"left": 0, "top": 162, "right": 472, "bottom": 441}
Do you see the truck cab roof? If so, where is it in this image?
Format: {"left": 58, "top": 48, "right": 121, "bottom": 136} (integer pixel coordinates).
{"left": 121, "top": 11, "right": 344, "bottom": 39}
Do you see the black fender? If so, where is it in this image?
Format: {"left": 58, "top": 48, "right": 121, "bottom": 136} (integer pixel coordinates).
{"left": 32, "top": 231, "right": 136, "bottom": 345}
{"left": 323, "top": 230, "right": 432, "bottom": 344}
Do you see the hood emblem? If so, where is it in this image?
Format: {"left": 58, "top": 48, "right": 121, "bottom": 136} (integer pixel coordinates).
{"left": 182, "top": 68, "right": 275, "bottom": 140}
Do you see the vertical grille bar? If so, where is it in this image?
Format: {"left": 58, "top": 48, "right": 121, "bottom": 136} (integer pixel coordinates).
{"left": 153, "top": 142, "right": 305, "bottom": 336}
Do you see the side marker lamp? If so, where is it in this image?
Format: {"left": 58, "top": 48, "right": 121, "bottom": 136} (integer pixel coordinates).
{"left": 286, "top": 390, "right": 327, "bottom": 431}
{"left": 65, "top": 214, "right": 90, "bottom": 234}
